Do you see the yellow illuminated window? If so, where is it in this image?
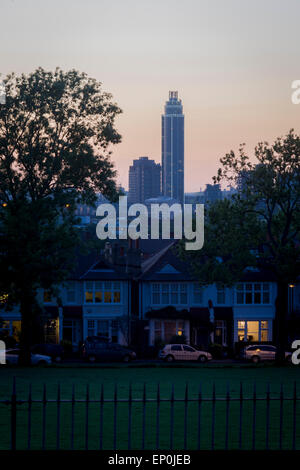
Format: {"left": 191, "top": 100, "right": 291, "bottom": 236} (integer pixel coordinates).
{"left": 85, "top": 291, "right": 93, "bottom": 303}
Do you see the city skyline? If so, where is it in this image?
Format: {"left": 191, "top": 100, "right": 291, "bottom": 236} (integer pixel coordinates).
{"left": 1, "top": 0, "right": 300, "bottom": 191}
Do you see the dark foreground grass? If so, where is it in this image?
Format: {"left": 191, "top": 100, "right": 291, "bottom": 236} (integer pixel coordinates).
{"left": 0, "top": 363, "right": 300, "bottom": 450}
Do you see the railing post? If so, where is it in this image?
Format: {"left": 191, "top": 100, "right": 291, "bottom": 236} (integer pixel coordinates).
{"left": 56, "top": 383, "right": 61, "bottom": 450}
{"left": 252, "top": 382, "right": 256, "bottom": 450}
{"left": 197, "top": 384, "right": 202, "bottom": 450}
{"left": 99, "top": 384, "right": 104, "bottom": 450}
{"left": 85, "top": 384, "right": 89, "bottom": 450}
{"left": 183, "top": 382, "right": 188, "bottom": 450}
{"left": 156, "top": 383, "right": 160, "bottom": 450}
{"left": 293, "top": 381, "right": 297, "bottom": 451}
{"left": 27, "top": 383, "right": 32, "bottom": 450}
{"left": 239, "top": 381, "right": 243, "bottom": 450}
{"left": 113, "top": 383, "right": 118, "bottom": 450}
{"left": 225, "top": 383, "right": 230, "bottom": 450}
{"left": 265, "top": 383, "right": 270, "bottom": 450}
{"left": 211, "top": 382, "right": 216, "bottom": 450}
{"left": 279, "top": 383, "right": 283, "bottom": 450}
{"left": 128, "top": 382, "right": 132, "bottom": 450}
{"left": 71, "top": 384, "right": 75, "bottom": 450}
{"left": 42, "top": 384, "right": 47, "bottom": 450}
{"left": 142, "top": 383, "right": 146, "bottom": 450}
{"left": 170, "top": 384, "right": 174, "bottom": 450}
{"left": 10, "top": 377, "right": 16, "bottom": 451}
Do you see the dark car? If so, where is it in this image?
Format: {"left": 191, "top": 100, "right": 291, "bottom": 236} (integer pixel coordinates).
{"left": 82, "top": 341, "right": 136, "bottom": 363}
{"left": 31, "top": 344, "right": 64, "bottom": 363}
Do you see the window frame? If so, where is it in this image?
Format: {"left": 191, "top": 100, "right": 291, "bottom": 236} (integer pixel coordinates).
{"left": 84, "top": 281, "right": 122, "bottom": 304}
{"left": 237, "top": 319, "right": 270, "bottom": 342}
{"left": 151, "top": 283, "right": 188, "bottom": 305}
{"left": 235, "top": 283, "right": 271, "bottom": 305}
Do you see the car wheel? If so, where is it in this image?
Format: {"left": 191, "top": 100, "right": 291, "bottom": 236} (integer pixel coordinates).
{"left": 88, "top": 355, "right": 96, "bottom": 363}
{"left": 165, "top": 355, "right": 175, "bottom": 362}
{"left": 198, "top": 355, "right": 208, "bottom": 363}
{"left": 252, "top": 355, "right": 260, "bottom": 364}
{"left": 123, "top": 355, "right": 131, "bottom": 363}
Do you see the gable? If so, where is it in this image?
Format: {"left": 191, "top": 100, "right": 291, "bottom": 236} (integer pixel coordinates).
{"left": 156, "top": 264, "right": 181, "bottom": 274}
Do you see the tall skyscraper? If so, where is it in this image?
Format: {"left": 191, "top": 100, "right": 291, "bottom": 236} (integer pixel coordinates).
{"left": 162, "top": 91, "right": 184, "bottom": 203}
{"left": 128, "top": 156, "right": 161, "bottom": 204}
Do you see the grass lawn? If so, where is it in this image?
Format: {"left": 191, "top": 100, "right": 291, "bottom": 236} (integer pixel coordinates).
{"left": 1, "top": 363, "right": 300, "bottom": 450}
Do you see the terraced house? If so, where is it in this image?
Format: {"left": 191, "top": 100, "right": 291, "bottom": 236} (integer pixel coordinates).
{"left": 1, "top": 240, "right": 296, "bottom": 352}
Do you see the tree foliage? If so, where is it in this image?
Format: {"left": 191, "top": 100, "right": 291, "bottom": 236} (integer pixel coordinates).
{"left": 0, "top": 68, "right": 122, "bottom": 362}
{"left": 181, "top": 130, "right": 300, "bottom": 359}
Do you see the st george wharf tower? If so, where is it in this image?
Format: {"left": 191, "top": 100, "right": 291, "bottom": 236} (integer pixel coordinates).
{"left": 161, "top": 91, "right": 184, "bottom": 203}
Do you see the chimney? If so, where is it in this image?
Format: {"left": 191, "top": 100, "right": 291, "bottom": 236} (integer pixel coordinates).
{"left": 126, "top": 241, "right": 141, "bottom": 276}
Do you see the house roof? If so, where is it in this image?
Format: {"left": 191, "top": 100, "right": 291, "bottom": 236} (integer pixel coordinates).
{"left": 138, "top": 241, "right": 278, "bottom": 283}
{"left": 139, "top": 241, "right": 197, "bottom": 281}
{"left": 80, "top": 256, "right": 129, "bottom": 281}
{"left": 68, "top": 248, "right": 129, "bottom": 281}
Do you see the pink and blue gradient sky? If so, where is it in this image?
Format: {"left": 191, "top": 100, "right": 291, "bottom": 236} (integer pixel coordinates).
{"left": 1, "top": 0, "right": 300, "bottom": 191}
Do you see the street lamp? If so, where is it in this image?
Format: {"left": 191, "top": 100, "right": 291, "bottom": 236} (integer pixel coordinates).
{"left": 288, "top": 284, "right": 295, "bottom": 314}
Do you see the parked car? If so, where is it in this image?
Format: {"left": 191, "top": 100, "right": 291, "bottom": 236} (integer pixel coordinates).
{"left": 242, "top": 344, "right": 292, "bottom": 363}
{"left": 159, "top": 344, "right": 212, "bottom": 362}
{"left": 5, "top": 349, "right": 52, "bottom": 365}
{"left": 82, "top": 341, "right": 136, "bottom": 363}
{"left": 31, "top": 344, "right": 64, "bottom": 363}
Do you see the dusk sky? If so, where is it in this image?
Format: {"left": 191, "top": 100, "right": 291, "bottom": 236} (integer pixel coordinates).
{"left": 1, "top": 0, "right": 300, "bottom": 191}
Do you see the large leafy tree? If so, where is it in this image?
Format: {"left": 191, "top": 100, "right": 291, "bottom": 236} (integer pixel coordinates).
{"left": 0, "top": 68, "right": 121, "bottom": 363}
{"left": 181, "top": 130, "right": 300, "bottom": 361}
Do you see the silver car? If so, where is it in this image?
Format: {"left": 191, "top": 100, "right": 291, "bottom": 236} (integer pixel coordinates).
{"left": 243, "top": 344, "right": 292, "bottom": 363}
{"left": 159, "top": 344, "right": 212, "bottom": 362}
{"left": 5, "top": 349, "right": 52, "bottom": 365}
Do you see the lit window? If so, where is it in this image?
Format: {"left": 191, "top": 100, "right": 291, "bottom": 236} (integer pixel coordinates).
{"left": 84, "top": 281, "right": 121, "bottom": 304}
{"left": 177, "top": 320, "right": 185, "bottom": 337}
{"left": 237, "top": 320, "right": 269, "bottom": 342}
{"left": 0, "top": 293, "right": 8, "bottom": 304}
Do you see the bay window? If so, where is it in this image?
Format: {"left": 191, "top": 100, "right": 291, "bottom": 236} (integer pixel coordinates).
{"left": 237, "top": 320, "right": 270, "bottom": 342}
{"left": 151, "top": 283, "right": 188, "bottom": 305}
{"left": 84, "top": 281, "right": 121, "bottom": 304}
{"left": 236, "top": 283, "right": 270, "bottom": 305}
{"left": 153, "top": 319, "right": 186, "bottom": 342}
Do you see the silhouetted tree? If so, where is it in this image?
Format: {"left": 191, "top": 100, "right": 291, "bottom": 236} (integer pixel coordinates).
{"left": 0, "top": 68, "right": 122, "bottom": 364}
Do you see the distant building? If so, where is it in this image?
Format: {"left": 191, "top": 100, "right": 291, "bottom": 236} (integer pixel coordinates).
{"left": 162, "top": 91, "right": 184, "bottom": 204}
{"left": 128, "top": 156, "right": 161, "bottom": 204}
{"left": 203, "top": 184, "right": 222, "bottom": 204}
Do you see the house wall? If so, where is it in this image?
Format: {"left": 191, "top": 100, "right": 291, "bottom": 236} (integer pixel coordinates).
{"left": 141, "top": 280, "right": 277, "bottom": 346}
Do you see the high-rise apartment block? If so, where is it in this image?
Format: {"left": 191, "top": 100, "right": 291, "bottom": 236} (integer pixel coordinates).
{"left": 161, "top": 91, "right": 184, "bottom": 203}
{"left": 128, "top": 156, "right": 161, "bottom": 204}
